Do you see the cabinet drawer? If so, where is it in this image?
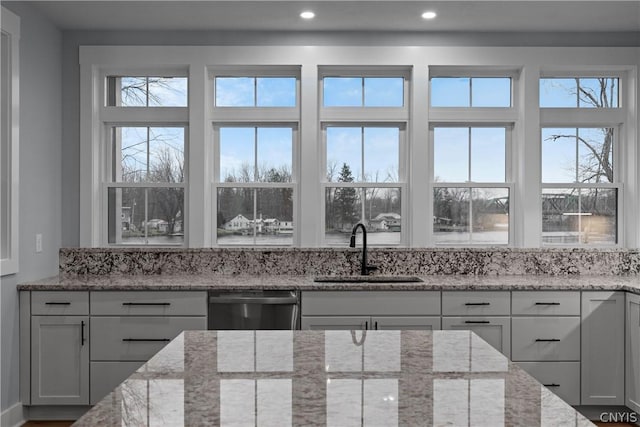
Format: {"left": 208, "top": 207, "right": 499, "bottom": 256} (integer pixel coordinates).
{"left": 32, "top": 292, "right": 89, "bottom": 315}
{"left": 91, "top": 291, "right": 207, "bottom": 316}
{"left": 517, "top": 361, "right": 580, "bottom": 406}
{"left": 90, "top": 361, "right": 144, "bottom": 405}
{"left": 441, "top": 316, "right": 511, "bottom": 358}
{"left": 302, "top": 291, "right": 441, "bottom": 316}
{"left": 512, "top": 291, "right": 580, "bottom": 316}
{"left": 512, "top": 317, "right": 580, "bottom": 361}
{"left": 442, "top": 291, "right": 510, "bottom": 316}
{"left": 90, "top": 316, "right": 206, "bottom": 361}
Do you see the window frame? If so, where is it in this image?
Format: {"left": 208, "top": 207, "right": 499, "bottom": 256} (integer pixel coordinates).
{"left": 320, "top": 122, "right": 408, "bottom": 247}
{"left": 539, "top": 68, "right": 627, "bottom": 247}
{"left": 318, "top": 66, "right": 410, "bottom": 247}
{"left": 212, "top": 122, "right": 299, "bottom": 247}
{"left": 1, "top": 7, "right": 19, "bottom": 275}
{"left": 97, "top": 67, "right": 190, "bottom": 247}
{"left": 79, "top": 46, "right": 638, "bottom": 249}
{"left": 429, "top": 124, "right": 515, "bottom": 247}
{"left": 209, "top": 66, "right": 301, "bottom": 247}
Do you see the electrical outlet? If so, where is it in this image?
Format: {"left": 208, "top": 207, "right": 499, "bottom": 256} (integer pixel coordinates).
{"left": 36, "top": 234, "right": 42, "bottom": 253}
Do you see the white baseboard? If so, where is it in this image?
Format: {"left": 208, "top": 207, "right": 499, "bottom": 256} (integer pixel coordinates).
{"left": 0, "top": 402, "right": 25, "bottom": 427}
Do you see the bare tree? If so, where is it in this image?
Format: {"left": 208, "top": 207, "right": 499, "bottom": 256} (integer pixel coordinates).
{"left": 544, "top": 78, "right": 615, "bottom": 183}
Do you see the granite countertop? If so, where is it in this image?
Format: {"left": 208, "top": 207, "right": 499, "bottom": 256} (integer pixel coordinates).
{"left": 17, "top": 273, "right": 640, "bottom": 294}
{"left": 72, "top": 330, "right": 593, "bottom": 427}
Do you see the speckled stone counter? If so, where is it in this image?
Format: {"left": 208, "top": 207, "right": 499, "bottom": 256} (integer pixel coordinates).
{"left": 17, "top": 273, "right": 640, "bottom": 294}
{"left": 58, "top": 248, "right": 640, "bottom": 276}
{"left": 72, "top": 330, "right": 593, "bottom": 427}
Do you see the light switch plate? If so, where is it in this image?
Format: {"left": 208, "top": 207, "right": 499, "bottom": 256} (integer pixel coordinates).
{"left": 35, "top": 233, "right": 42, "bottom": 253}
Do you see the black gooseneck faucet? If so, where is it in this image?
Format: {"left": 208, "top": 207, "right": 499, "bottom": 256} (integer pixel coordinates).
{"left": 349, "top": 223, "right": 377, "bottom": 275}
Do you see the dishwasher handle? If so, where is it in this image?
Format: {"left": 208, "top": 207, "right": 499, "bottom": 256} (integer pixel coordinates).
{"left": 209, "top": 295, "right": 298, "bottom": 305}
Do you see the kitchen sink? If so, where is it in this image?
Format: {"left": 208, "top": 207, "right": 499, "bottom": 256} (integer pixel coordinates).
{"left": 313, "top": 275, "right": 423, "bottom": 283}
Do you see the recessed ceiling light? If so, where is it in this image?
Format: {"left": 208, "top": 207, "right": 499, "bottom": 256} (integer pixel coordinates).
{"left": 300, "top": 11, "right": 315, "bottom": 19}
{"left": 422, "top": 11, "right": 437, "bottom": 20}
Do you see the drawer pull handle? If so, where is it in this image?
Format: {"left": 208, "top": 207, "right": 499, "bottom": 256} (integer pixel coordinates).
{"left": 122, "top": 338, "right": 171, "bottom": 342}
{"left": 45, "top": 302, "right": 71, "bottom": 305}
{"left": 81, "top": 321, "right": 86, "bottom": 346}
{"left": 535, "top": 302, "right": 560, "bottom": 306}
{"left": 122, "top": 302, "right": 171, "bottom": 306}
{"left": 465, "top": 302, "right": 490, "bottom": 306}
{"left": 464, "top": 321, "right": 490, "bottom": 324}
{"left": 535, "top": 338, "right": 561, "bottom": 342}
{"left": 544, "top": 383, "right": 560, "bottom": 387}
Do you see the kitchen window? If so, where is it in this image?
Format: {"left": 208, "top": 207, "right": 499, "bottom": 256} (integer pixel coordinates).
{"left": 320, "top": 67, "right": 409, "bottom": 246}
{"left": 431, "top": 126, "right": 512, "bottom": 245}
{"left": 100, "top": 70, "right": 189, "bottom": 246}
{"left": 539, "top": 73, "right": 624, "bottom": 246}
{"left": 106, "top": 126, "right": 187, "bottom": 246}
{"left": 428, "top": 67, "right": 518, "bottom": 246}
{"left": 214, "top": 125, "right": 296, "bottom": 246}
{"left": 541, "top": 127, "right": 618, "bottom": 245}
{"left": 211, "top": 67, "right": 300, "bottom": 246}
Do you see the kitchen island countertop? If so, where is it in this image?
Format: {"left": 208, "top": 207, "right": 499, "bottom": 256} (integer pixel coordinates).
{"left": 72, "top": 329, "right": 594, "bottom": 426}
{"left": 17, "top": 273, "right": 640, "bottom": 294}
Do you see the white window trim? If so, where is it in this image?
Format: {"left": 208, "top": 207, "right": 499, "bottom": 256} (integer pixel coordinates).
{"left": 319, "top": 67, "right": 409, "bottom": 247}
{"left": 1, "top": 7, "right": 19, "bottom": 275}
{"left": 539, "top": 69, "right": 629, "bottom": 247}
{"left": 79, "top": 45, "right": 638, "bottom": 249}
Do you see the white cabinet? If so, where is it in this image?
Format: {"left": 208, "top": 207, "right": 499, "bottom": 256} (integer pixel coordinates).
{"left": 442, "top": 291, "right": 511, "bottom": 357}
{"left": 511, "top": 292, "right": 581, "bottom": 406}
{"left": 518, "top": 362, "right": 581, "bottom": 406}
{"left": 88, "top": 291, "right": 206, "bottom": 404}
{"left": 626, "top": 292, "right": 640, "bottom": 413}
{"left": 28, "top": 292, "right": 89, "bottom": 405}
{"left": 441, "top": 317, "right": 510, "bottom": 357}
{"left": 21, "top": 290, "right": 207, "bottom": 406}
{"left": 301, "top": 291, "right": 441, "bottom": 331}
{"left": 581, "top": 291, "right": 625, "bottom": 405}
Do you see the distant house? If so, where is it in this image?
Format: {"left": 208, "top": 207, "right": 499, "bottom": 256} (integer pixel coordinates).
{"left": 144, "top": 219, "right": 168, "bottom": 233}
{"left": 369, "top": 213, "right": 401, "bottom": 231}
{"left": 223, "top": 214, "right": 252, "bottom": 231}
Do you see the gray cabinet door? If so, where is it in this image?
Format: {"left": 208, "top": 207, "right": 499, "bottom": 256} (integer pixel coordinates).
{"left": 626, "top": 293, "right": 640, "bottom": 413}
{"left": 442, "top": 317, "right": 511, "bottom": 358}
{"left": 581, "top": 291, "right": 624, "bottom": 405}
{"left": 31, "top": 316, "right": 89, "bottom": 405}
{"left": 301, "top": 316, "right": 369, "bottom": 330}
{"left": 372, "top": 316, "right": 441, "bottom": 330}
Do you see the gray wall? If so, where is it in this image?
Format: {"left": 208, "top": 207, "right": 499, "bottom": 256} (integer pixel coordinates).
{"left": 1, "top": 2, "right": 61, "bottom": 413}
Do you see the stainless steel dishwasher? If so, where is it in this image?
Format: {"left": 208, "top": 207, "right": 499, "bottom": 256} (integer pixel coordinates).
{"left": 208, "top": 290, "right": 299, "bottom": 330}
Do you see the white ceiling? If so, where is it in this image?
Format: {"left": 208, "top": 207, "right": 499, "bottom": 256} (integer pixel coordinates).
{"left": 15, "top": 1, "right": 640, "bottom": 32}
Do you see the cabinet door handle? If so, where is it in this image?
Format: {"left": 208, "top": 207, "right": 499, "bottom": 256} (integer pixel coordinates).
{"left": 374, "top": 321, "right": 378, "bottom": 330}
{"left": 122, "top": 302, "right": 171, "bottom": 306}
{"left": 45, "top": 302, "right": 71, "bottom": 305}
{"left": 544, "top": 383, "right": 560, "bottom": 387}
{"left": 465, "top": 302, "right": 490, "bottom": 306}
{"left": 122, "top": 338, "right": 171, "bottom": 342}
{"left": 535, "top": 302, "right": 560, "bottom": 306}
{"left": 364, "top": 321, "right": 368, "bottom": 330}
{"left": 535, "top": 338, "right": 560, "bottom": 342}
{"left": 81, "top": 321, "right": 86, "bottom": 346}
{"left": 464, "top": 320, "right": 490, "bottom": 324}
